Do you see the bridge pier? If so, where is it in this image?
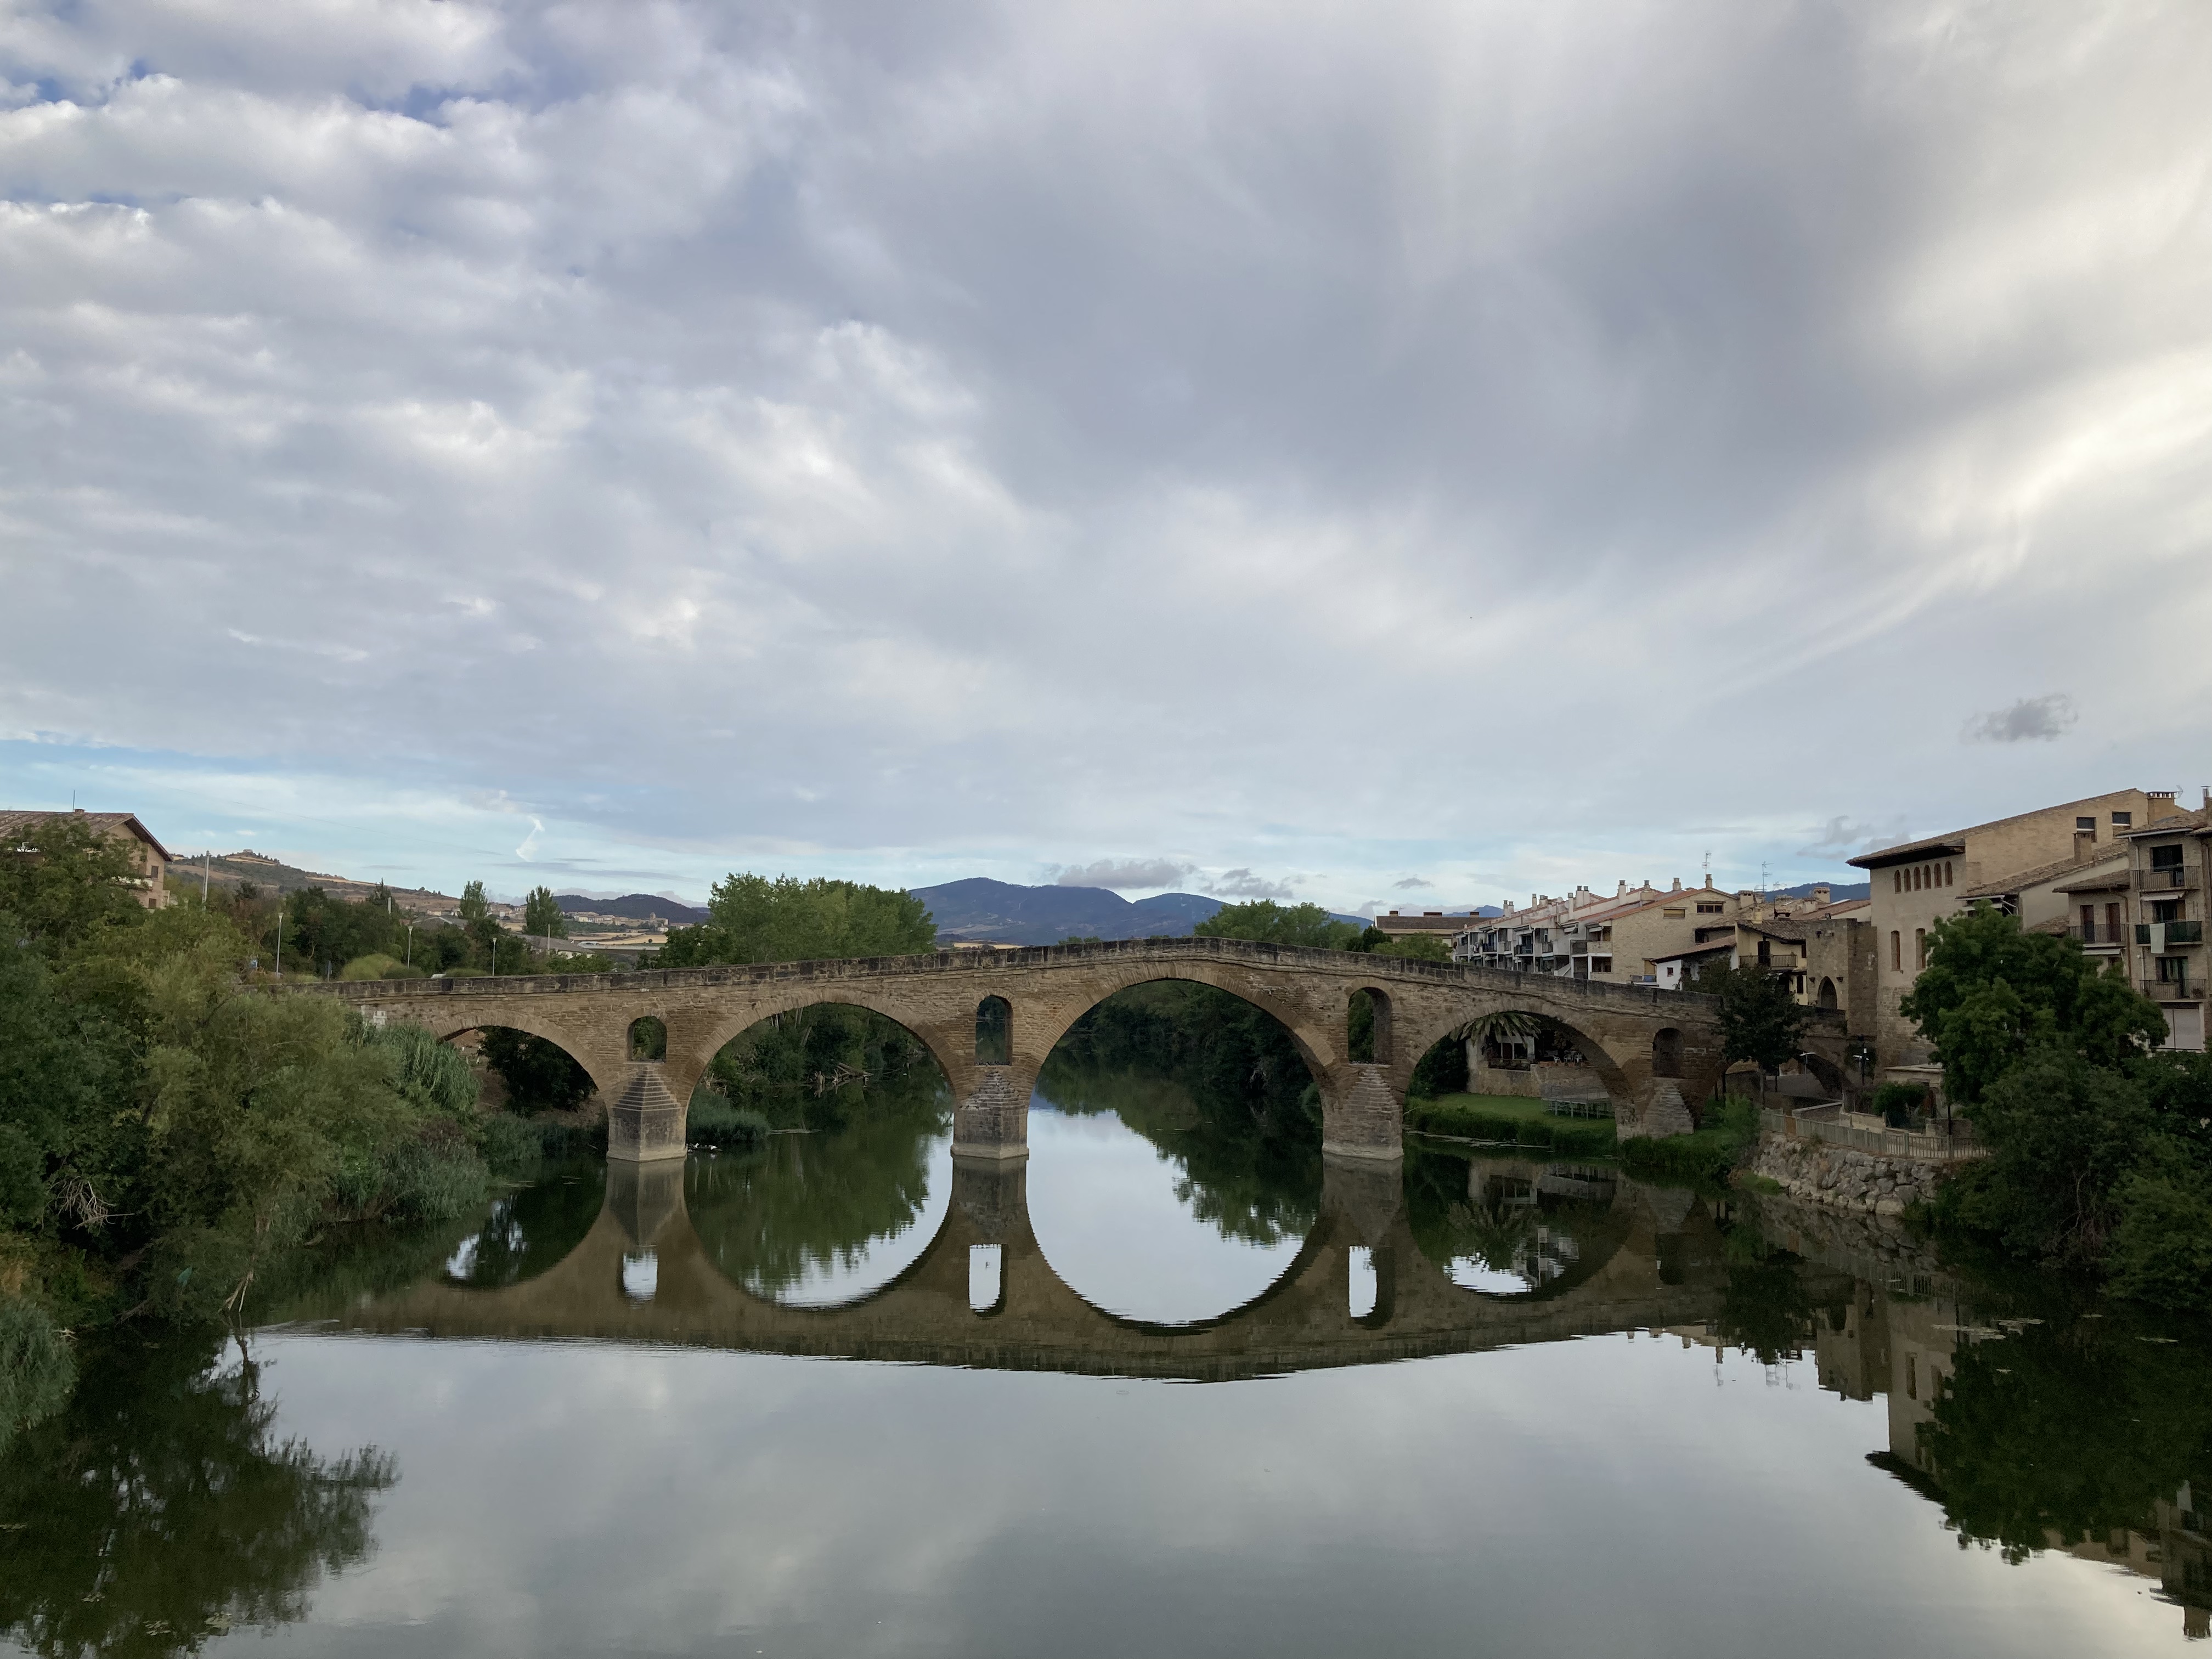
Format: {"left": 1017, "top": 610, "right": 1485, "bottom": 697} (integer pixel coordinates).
{"left": 1319, "top": 1064, "right": 1404, "bottom": 1163}
{"left": 607, "top": 1061, "right": 689, "bottom": 1163}
{"left": 951, "top": 1066, "right": 1031, "bottom": 1161}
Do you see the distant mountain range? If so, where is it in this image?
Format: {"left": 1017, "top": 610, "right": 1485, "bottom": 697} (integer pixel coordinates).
{"left": 909, "top": 878, "right": 1367, "bottom": 946}
{"left": 554, "top": 893, "right": 709, "bottom": 926}
{"left": 1775, "top": 881, "right": 1872, "bottom": 902}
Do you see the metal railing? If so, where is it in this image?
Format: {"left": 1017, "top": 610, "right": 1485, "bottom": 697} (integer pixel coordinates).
{"left": 2137, "top": 866, "right": 2197, "bottom": 890}
{"left": 2068, "top": 922, "right": 2128, "bottom": 945}
{"left": 2136, "top": 921, "right": 2204, "bottom": 945}
{"left": 2145, "top": 977, "right": 2197, "bottom": 1001}
{"left": 1762, "top": 1108, "right": 1976, "bottom": 1161}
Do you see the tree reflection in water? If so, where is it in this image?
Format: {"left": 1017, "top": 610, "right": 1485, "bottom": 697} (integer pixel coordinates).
{"left": 0, "top": 1334, "right": 392, "bottom": 1659}
{"left": 1403, "top": 1142, "right": 1616, "bottom": 1294}
{"left": 442, "top": 1160, "right": 607, "bottom": 1289}
{"left": 685, "top": 1075, "right": 952, "bottom": 1304}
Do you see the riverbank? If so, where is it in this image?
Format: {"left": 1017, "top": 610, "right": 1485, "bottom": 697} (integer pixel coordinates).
{"left": 1744, "top": 1132, "right": 1956, "bottom": 1218}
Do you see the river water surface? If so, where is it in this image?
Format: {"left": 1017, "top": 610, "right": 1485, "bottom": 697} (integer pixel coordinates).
{"left": 4, "top": 1069, "right": 2208, "bottom": 1657}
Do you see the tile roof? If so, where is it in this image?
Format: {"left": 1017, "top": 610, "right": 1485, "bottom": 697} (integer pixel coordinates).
{"left": 0, "top": 809, "right": 172, "bottom": 862}
{"left": 1962, "top": 849, "right": 2123, "bottom": 900}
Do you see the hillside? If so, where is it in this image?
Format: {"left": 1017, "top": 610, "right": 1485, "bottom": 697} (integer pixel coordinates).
{"left": 176, "top": 850, "right": 461, "bottom": 915}
{"left": 554, "top": 893, "right": 709, "bottom": 926}
{"left": 909, "top": 879, "right": 1362, "bottom": 946}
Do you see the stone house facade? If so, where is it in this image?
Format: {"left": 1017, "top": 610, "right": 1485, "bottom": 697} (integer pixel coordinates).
{"left": 1848, "top": 787, "right": 2171, "bottom": 1066}
{"left": 0, "top": 807, "right": 174, "bottom": 908}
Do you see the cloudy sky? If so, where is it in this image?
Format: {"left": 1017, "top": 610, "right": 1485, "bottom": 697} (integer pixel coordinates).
{"left": 3, "top": 1, "right": 2208, "bottom": 910}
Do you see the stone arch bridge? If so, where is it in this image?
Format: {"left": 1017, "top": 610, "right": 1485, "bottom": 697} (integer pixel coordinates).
{"left": 289, "top": 937, "right": 1846, "bottom": 1163}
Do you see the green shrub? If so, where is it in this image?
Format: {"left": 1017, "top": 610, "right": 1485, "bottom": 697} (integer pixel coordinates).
{"left": 362, "top": 1020, "right": 479, "bottom": 1116}
{"left": 1873, "top": 1081, "right": 1929, "bottom": 1126}
{"left": 687, "top": 1093, "right": 771, "bottom": 1148}
{"left": 0, "top": 1295, "right": 75, "bottom": 1453}
{"left": 2106, "top": 1164, "right": 2212, "bottom": 1312}
{"left": 338, "top": 953, "right": 425, "bottom": 981}
{"left": 379, "top": 1130, "right": 491, "bottom": 1223}
{"left": 1618, "top": 1096, "right": 1759, "bottom": 1189}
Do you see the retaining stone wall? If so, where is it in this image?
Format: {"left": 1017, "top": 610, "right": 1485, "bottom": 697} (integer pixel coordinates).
{"left": 1747, "top": 1133, "right": 1946, "bottom": 1219}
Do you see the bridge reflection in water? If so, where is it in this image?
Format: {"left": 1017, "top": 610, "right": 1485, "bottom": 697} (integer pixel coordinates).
{"left": 331, "top": 1153, "right": 1752, "bottom": 1382}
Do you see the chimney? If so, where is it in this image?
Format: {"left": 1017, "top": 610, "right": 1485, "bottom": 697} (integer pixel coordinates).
{"left": 1671, "top": 876, "right": 1682, "bottom": 891}
{"left": 1812, "top": 885, "right": 1832, "bottom": 906}
{"left": 1617, "top": 879, "right": 1627, "bottom": 896}
{"left": 2073, "top": 830, "right": 2095, "bottom": 861}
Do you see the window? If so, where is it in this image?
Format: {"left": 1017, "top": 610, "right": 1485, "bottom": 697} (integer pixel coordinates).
{"left": 1696, "top": 901, "right": 1723, "bottom": 914}
{"left": 1663, "top": 906, "right": 1685, "bottom": 918}
{"left": 1757, "top": 938, "right": 1772, "bottom": 966}
{"left": 1891, "top": 930, "right": 1901, "bottom": 970}
{"left": 2113, "top": 811, "right": 2132, "bottom": 828}
{"left": 1893, "top": 871, "right": 1902, "bottom": 893}
{"left": 1590, "top": 956, "right": 1612, "bottom": 974}
{"left": 2152, "top": 844, "right": 2185, "bottom": 870}
{"left": 1915, "top": 928, "right": 1928, "bottom": 970}
{"left": 2076, "top": 816, "right": 2097, "bottom": 832}
{"left": 1943, "top": 862, "right": 1953, "bottom": 887}
{"left": 975, "top": 996, "right": 1012, "bottom": 1064}
{"left": 2151, "top": 900, "right": 2183, "bottom": 923}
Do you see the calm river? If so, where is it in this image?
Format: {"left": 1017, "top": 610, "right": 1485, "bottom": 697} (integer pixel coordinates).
{"left": 4, "top": 1065, "right": 2207, "bottom": 1656}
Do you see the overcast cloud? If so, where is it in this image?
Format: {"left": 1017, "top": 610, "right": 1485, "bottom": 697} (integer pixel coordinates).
{"left": 3, "top": 1, "right": 2208, "bottom": 905}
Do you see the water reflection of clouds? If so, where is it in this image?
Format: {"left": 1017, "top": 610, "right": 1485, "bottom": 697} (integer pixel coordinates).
{"left": 238, "top": 1331, "right": 2184, "bottom": 1659}
{"left": 1023, "top": 1102, "right": 1307, "bottom": 1324}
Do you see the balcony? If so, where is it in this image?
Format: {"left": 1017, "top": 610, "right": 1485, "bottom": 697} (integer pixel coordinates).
{"left": 2068, "top": 922, "right": 2128, "bottom": 947}
{"left": 2135, "top": 921, "right": 2205, "bottom": 946}
{"left": 2145, "top": 977, "right": 2197, "bottom": 1001}
{"left": 2136, "top": 865, "right": 2198, "bottom": 891}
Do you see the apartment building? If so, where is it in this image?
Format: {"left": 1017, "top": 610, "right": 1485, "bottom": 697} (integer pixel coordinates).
{"left": 2126, "top": 802, "right": 2210, "bottom": 1052}
{"left": 0, "top": 807, "right": 173, "bottom": 908}
{"left": 1452, "top": 878, "right": 1722, "bottom": 981}
{"left": 1848, "top": 787, "right": 2171, "bottom": 1066}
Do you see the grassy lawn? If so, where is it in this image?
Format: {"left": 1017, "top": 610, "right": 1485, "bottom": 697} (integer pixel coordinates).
{"left": 1404, "top": 1092, "right": 1616, "bottom": 1156}
{"left": 1412, "top": 1092, "right": 1607, "bottom": 1126}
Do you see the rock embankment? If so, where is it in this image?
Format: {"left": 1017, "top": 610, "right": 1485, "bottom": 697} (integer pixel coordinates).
{"left": 1746, "top": 1135, "right": 1948, "bottom": 1218}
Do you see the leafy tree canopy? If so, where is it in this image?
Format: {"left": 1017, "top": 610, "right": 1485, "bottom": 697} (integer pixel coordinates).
{"left": 1901, "top": 903, "right": 2166, "bottom": 1105}
{"left": 0, "top": 815, "right": 146, "bottom": 958}
{"left": 656, "top": 873, "right": 935, "bottom": 967}
{"left": 1694, "top": 957, "right": 1811, "bottom": 1072}
{"left": 1193, "top": 900, "right": 1359, "bottom": 950}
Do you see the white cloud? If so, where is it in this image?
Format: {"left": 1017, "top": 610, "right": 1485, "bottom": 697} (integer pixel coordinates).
{"left": 2, "top": 1, "right": 2208, "bottom": 905}
{"left": 1204, "top": 868, "right": 1295, "bottom": 901}
{"left": 1052, "top": 857, "right": 1196, "bottom": 890}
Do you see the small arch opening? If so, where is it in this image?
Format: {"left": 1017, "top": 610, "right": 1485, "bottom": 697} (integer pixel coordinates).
{"left": 1652, "top": 1028, "right": 1684, "bottom": 1080}
{"left": 968, "top": 1244, "right": 1003, "bottom": 1313}
{"left": 1817, "top": 977, "right": 1838, "bottom": 1011}
{"left": 629, "top": 1016, "right": 667, "bottom": 1062}
{"left": 975, "top": 995, "right": 1012, "bottom": 1065}
{"left": 1349, "top": 988, "right": 1392, "bottom": 1065}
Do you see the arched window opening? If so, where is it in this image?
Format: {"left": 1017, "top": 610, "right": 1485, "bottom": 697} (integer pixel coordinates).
{"left": 1348, "top": 988, "right": 1392, "bottom": 1065}
{"left": 1891, "top": 930, "right": 1901, "bottom": 971}
{"left": 629, "top": 1015, "right": 667, "bottom": 1062}
{"left": 969, "top": 1244, "right": 1003, "bottom": 1313}
{"left": 1818, "top": 978, "right": 1838, "bottom": 1011}
{"left": 975, "top": 996, "right": 1012, "bottom": 1065}
{"left": 1652, "top": 1028, "right": 1684, "bottom": 1079}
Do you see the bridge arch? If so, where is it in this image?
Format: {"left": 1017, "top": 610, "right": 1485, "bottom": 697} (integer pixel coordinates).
{"left": 1015, "top": 962, "right": 1342, "bottom": 1093}
{"left": 1390, "top": 998, "right": 1639, "bottom": 1121}
{"left": 430, "top": 1014, "right": 617, "bottom": 1110}
{"left": 666, "top": 989, "right": 968, "bottom": 1121}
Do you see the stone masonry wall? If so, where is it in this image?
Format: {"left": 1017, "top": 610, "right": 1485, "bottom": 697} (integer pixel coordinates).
{"left": 1747, "top": 1133, "right": 1948, "bottom": 1219}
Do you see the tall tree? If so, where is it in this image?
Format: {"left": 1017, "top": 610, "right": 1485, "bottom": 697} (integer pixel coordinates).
{"left": 522, "top": 887, "right": 567, "bottom": 941}
{"left": 1696, "top": 957, "right": 1810, "bottom": 1073}
{"left": 1902, "top": 904, "right": 2166, "bottom": 1105}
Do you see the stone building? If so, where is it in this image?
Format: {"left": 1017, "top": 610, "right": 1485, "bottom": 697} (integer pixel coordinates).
{"left": 1451, "top": 878, "right": 1733, "bottom": 983}
{"left": 0, "top": 807, "right": 173, "bottom": 908}
{"left": 1847, "top": 787, "right": 2171, "bottom": 1068}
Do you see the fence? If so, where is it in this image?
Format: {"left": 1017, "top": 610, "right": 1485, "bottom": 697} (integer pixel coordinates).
{"left": 1760, "top": 1107, "right": 1976, "bottom": 1162}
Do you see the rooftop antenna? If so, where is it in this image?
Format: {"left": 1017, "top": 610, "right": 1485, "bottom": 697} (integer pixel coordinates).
{"left": 1702, "top": 849, "right": 1712, "bottom": 888}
